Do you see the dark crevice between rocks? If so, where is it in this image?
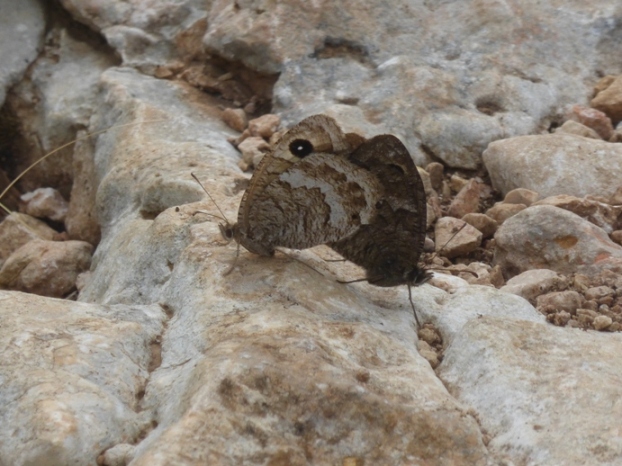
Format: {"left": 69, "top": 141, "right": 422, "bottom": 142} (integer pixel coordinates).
{"left": 126, "top": 302, "right": 173, "bottom": 453}
{"left": 475, "top": 95, "right": 506, "bottom": 116}
{"left": 420, "top": 143, "right": 444, "bottom": 165}
{"left": 312, "top": 37, "right": 373, "bottom": 67}
{"left": 134, "top": 303, "right": 172, "bottom": 412}
{"left": 0, "top": 105, "right": 22, "bottom": 218}
{"left": 177, "top": 55, "right": 279, "bottom": 116}
{"left": 46, "top": 0, "right": 120, "bottom": 61}
{"left": 139, "top": 210, "right": 160, "bottom": 220}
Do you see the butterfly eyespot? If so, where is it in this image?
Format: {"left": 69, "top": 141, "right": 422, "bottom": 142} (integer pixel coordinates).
{"left": 289, "top": 139, "right": 314, "bottom": 157}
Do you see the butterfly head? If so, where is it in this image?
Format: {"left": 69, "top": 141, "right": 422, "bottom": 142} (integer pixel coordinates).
{"left": 218, "top": 222, "right": 235, "bottom": 244}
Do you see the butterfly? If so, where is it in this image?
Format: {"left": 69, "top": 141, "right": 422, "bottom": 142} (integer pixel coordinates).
{"left": 219, "top": 114, "right": 383, "bottom": 256}
{"left": 208, "top": 114, "right": 430, "bottom": 325}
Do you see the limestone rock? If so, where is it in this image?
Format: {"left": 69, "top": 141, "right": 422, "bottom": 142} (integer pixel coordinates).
{"left": 494, "top": 205, "right": 622, "bottom": 279}
{"left": 501, "top": 269, "right": 568, "bottom": 303}
{"left": 534, "top": 194, "right": 622, "bottom": 234}
{"left": 0, "top": 290, "right": 167, "bottom": 465}
{"left": 0, "top": 239, "right": 93, "bottom": 298}
{"left": 19, "top": 187, "right": 69, "bottom": 223}
{"left": 0, "top": 0, "right": 45, "bottom": 105}
{"left": 591, "top": 74, "right": 622, "bottom": 125}
{"left": 0, "top": 212, "right": 56, "bottom": 268}
{"left": 248, "top": 113, "right": 281, "bottom": 139}
{"left": 554, "top": 119, "right": 602, "bottom": 139}
{"left": 485, "top": 202, "right": 527, "bottom": 225}
{"left": 503, "top": 188, "right": 539, "bottom": 206}
{"left": 435, "top": 217, "right": 482, "bottom": 258}
{"left": 447, "top": 179, "right": 481, "bottom": 218}
{"left": 222, "top": 107, "right": 248, "bottom": 132}
{"left": 65, "top": 131, "right": 101, "bottom": 245}
{"left": 483, "top": 134, "right": 622, "bottom": 199}
{"left": 462, "top": 213, "right": 498, "bottom": 239}
{"left": 6, "top": 26, "right": 117, "bottom": 198}
{"left": 438, "top": 318, "right": 622, "bottom": 465}
{"left": 566, "top": 104, "right": 613, "bottom": 140}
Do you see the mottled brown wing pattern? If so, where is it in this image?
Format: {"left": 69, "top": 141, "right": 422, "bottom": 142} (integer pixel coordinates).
{"left": 230, "top": 114, "right": 379, "bottom": 256}
{"left": 329, "top": 135, "right": 431, "bottom": 287}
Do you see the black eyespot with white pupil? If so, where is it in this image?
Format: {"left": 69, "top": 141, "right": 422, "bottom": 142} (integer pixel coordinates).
{"left": 289, "top": 139, "right": 314, "bottom": 157}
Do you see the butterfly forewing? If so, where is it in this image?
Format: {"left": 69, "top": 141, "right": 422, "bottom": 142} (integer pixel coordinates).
{"left": 234, "top": 115, "right": 380, "bottom": 256}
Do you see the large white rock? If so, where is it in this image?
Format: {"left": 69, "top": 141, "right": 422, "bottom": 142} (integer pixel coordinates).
{"left": 438, "top": 317, "right": 622, "bottom": 465}
{"left": 0, "top": 290, "right": 167, "bottom": 465}
{"left": 483, "top": 134, "right": 622, "bottom": 199}
{"left": 494, "top": 205, "right": 622, "bottom": 278}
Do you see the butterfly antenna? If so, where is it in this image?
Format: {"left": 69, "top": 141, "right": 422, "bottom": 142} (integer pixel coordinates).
{"left": 190, "top": 172, "right": 230, "bottom": 225}
{"left": 408, "top": 284, "right": 422, "bottom": 328}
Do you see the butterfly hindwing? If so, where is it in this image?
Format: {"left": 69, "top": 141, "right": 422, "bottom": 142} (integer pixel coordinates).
{"left": 329, "top": 135, "right": 429, "bottom": 286}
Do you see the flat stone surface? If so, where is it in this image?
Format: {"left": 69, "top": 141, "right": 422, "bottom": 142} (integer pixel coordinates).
{"left": 438, "top": 317, "right": 622, "bottom": 465}
{"left": 0, "top": 290, "right": 167, "bottom": 466}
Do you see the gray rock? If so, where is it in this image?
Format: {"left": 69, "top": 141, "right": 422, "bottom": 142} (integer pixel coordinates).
{"left": 6, "top": 26, "right": 117, "bottom": 197}
{"left": 483, "top": 134, "right": 622, "bottom": 199}
{"left": 501, "top": 269, "right": 568, "bottom": 303}
{"left": 0, "top": 290, "right": 167, "bottom": 465}
{"left": 494, "top": 205, "right": 622, "bottom": 278}
{"left": 0, "top": 0, "right": 45, "bottom": 105}
{"left": 438, "top": 318, "right": 622, "bottom": 465}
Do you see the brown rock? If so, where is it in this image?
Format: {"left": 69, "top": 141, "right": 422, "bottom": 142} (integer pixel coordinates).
{"left": 447, "top": 179, "right": 481, "bottom": 218}
{"left": 584, "top": 286, "right": 614, "bottom": 301}
{"left": 425, "top": 162, "right": 444, "bottom": 191}
{"left": 501, "top": 269, "right": 568, "bottom": 303}
{"left": 610, "top": 126, "right": 622, "bottom": 143}
{"left": 610, "top": 186, "right": 622, "bottom": 205}
{"left": 0, "top": 239, "right": 93, "bottom": 298}
{"left": 593, "top": 315, "right": 613, "bottom": 331}
{"left": 229, "top": 128, "right": 251, "bottom": 147}
{"left": 567, "top": 105, "right": 614, "bottom": 139}
{"left": 494, "top": 205, "right": 622, "bottom": 278}
{"left": 248, "top": 114, "right": 281, "bottom": 139}
{"left": 462, "top": 213, "right": 498, "bottom": 239}
{"left": 534, "top": 194, "right": 622, "bottom": 234}
{"left": 416, "top": 340, "right": 439, "bottom": 368}
{"left": 449, "top": 174, "right": 468, "bottom": 193}
{"left": 591, "top": 75, "right": 622, "bottom": 125}
{"left": 434, "top": 217, "right": 482, "bottom": 258}
{"left": 221, "top": 108, "right": 248, "bottom": 132}
{"left": 594, "top": 75, "right": 617, "bottom": 96}
{"left": 65, "top": 133, "right": 101, "bottom": 245}
{"left": 547, "top": 310, "right": 572, "bottom": 327}
{"left": 611, "top": 230, "right": 622, "bottom": 246}
{"left": 503, "top": 188, "right": 539, "bottom": 206}
{"left": 19, "top": 187, "right": 69, "bottom": 223}
{"left": 485, "top": 202, "right": 527, "bottom": 224}
{"left": 237, "top": 136, "right": 271, "bottom": 168}
{"left": 536, "top": 290, "right": 583, "bottom": 315}
{"left": 554, "top": 120, "right": 602, "bottom": 140}
{"left": 0, "top": 212, "right": 57, "bottom": 267}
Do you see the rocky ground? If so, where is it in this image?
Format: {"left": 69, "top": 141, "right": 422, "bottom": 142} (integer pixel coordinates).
{"left": 1, "top": 1, "right": 622, "bottom": 465}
